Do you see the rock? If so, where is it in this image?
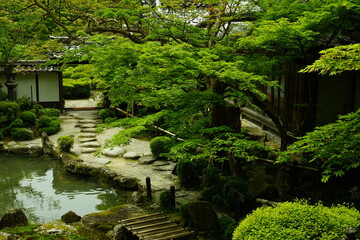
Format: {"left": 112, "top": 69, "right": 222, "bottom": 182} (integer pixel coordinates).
{"left": 128, "top": 191, "right": 144, "bottom": 205}
{"left": 7, "top": 145, "right": 28, "bottom": 154}
{"left": 0, "top": 208, "right": 29, "bottom": 229}
{"left": 123, "top": 152, "right": 140, "bottom": 159}
{"left": 61, "top": 211, "right": 82, "bottom": 224}
{"left": 79, "top": 120, "right": 99, "bottom": 124}
{"left": 78, "top": 133, "right": 97, "bottom": 138}
{"left": 114, "top": 176, "right": 139, "bottom": 190}
{"left": 0, "top": 232, "right": 14, "bottom": 240}
{"left": 154, "top": 164, "right": 176, "bottom": 172}
{"left": 81, "top": 148, "right": 98, "bottom": 154}
{"left": 35, "top": 221, "right": 77, "bottom": 235}
{"left": 79, "top": 123, "right": 97, "bottom": 128}
{"left": 153, "top": 161, "right": 170, "bottom": 167}
{"left": 187, "top": 201, "right": 218, "bottom": 231}
{"left": 80, "top": 142, "right": 101, "bottom": 148}
{"left": 81, "top": 128, "right": 97, "bottom": 133}
{"left": 82, "top": 205, "right": 144, "bottom": 232}
{"left": 138, "top": 156, "right": 156, "bottom": 165}
{"left": 79, "top": 138, "right": 97, "bottom": 143}
{"left": 92, "top": 158, "right": 111, "bottom": 165}
{"left": 41, "top": 132, "right": 54, "bottom": 155}
{"left": 113, "top": 225, "right": 135, "bottom": 240}
{"left": 102, "top": 147, "right": 126, "bottom": 157}
{"left": 29, "top": 145, "right": 43, "bottom": 157}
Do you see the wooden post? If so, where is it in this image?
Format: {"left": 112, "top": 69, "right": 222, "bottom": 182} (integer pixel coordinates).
{"left": 170, "top": 185, "right": 176, "bottom": 209}
{"left": 146, "top": 177, "right": 152, "bottom": 200}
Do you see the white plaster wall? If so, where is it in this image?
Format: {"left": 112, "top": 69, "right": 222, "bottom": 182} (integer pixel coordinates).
{"left": 16, "top": 74, "right": 36, "bottom": 100}
{"left": 38, "top": 72, "right": 59, "bottom": 101}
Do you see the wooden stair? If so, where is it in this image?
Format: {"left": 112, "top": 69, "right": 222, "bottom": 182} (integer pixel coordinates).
{"left": 119, "top": 213, "right": 193, "bottom": 240}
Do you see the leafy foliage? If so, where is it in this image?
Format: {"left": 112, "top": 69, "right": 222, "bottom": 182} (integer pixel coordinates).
{"left": 232, "top": 201, "right": 360, "bottom": 240}
{"left": 300, "top": 44, "right": 360, "bottom": 75}
{"left": 57, "top": 135, "right": 74, "bottom": 152}
{"left": 278, "top": 109, "right": 360, "bottom": 182}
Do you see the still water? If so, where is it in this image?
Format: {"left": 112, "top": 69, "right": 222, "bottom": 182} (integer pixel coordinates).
{"left": 0, "top": 154, "right": 130, "bottom": 223}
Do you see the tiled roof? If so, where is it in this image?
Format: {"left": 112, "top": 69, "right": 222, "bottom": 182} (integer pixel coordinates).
{"left": 0, "top": 61, "right": 61, "bottom": 73}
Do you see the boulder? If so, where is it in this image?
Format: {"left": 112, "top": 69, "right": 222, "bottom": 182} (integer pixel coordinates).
{"left": 7, "top": 145, "right": 28, "bottom": 154}
{"left": 61, "top": 211, "right": 82, "bottom": 224}
{"left": 187, "top": 201, "right": 218, "bottom": 231}
{"left": 82, "top": 205, "right": 144, "bottom": 232}
{"left": 29, "top": 145, "right": 43, "bottom": 157}
{"left": 0, "top": 208, "right": 28, "bottom": 229}
{"left": 114, "top": 176, "right": 139, "bottom": 190}
{"left": 0, "top": 232, "right": 14, "bottom": 240}
{"left": 123, "top": 152, "right": 140, "bottom": 159}
{"left": 128, "top": 191, "right": 144, "bottom": 205}
{"left": 41, "top": 132, "right": 54, "bottom": 155}
{"left": 102, "top": 147, "right": 126, "bottom": 157}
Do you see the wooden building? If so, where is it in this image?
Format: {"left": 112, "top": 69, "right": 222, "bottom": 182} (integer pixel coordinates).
{"left": 241, "top": 65, "right": 360, "bottom": 141}
{"left": 0, "top": 61, "right": 64, "bottom": 110}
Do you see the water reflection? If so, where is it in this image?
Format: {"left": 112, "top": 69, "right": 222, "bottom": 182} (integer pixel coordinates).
{"left": 0, "top": 154, "right": 129, "bottom": 223}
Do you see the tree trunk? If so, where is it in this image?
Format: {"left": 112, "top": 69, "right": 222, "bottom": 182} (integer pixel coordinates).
{"left": 208, "top": 78, "right": 241, "bottom": 131}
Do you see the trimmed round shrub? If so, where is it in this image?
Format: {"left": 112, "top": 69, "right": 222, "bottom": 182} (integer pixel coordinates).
{"left": 19, "top": 111, "right": 37, "bottom": 126}
{"left": 10, "top": 118, "right": 24, "bottom": 128}
{"left": 232, "top": 201, "right": 360, "bottom": 240}
{"left": 43, "top": 108, "right": 61, "bottom": 117}
{"left": 10, "top": 128, "right": 34, "bottom": 141}
{"left": 38, "top": 115, "right": 52, "bottom": 128}
{"left": 0, "top": 91, "right": 8, "bottom": 101}
{"left": 99, "top": 108, "right": 116, "bottom": 121}
{"left": 57, "top": 135, "right": 74, "bottom": 152}
{"left": 150, "top": 136, "right": 173, "bottom": 157}
{"left": 16, "top": 96, "right": 33, "bottom": 110}
{"left": 39, "top": 119, "right": 60, "bottom": 136}
{"left": 0, "top": 101, "right": 19, "bottom": 126}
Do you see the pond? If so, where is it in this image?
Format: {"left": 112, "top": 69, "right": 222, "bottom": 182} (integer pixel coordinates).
{"left": 0, "top": 153, "right": 131, "bottom": 223}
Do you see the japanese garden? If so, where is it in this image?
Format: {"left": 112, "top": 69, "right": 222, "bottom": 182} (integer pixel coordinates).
{"left": 0, "top": 0, "right": 360, "bottom": 239}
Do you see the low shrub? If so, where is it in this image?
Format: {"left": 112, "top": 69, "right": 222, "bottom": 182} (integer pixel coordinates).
{"left": 99, "top": 108, "right": 116, "bottom": 121}
{"left": 10, "top": 128, "right": 34, "bottom": 141}
{"left": 57, "top": 135, "right": 74, "bottom": 152}
{"left": 232, "top": 201, "right": 360, "bottom": 240}
{"left": 177, "top": 159, "right": 200, "bottom": 187}
{"left": 0, "top": 91, "right": 7, "bottom": 101}
{"left": 0, "top": 101, "right": 19, "bottom": 126}
{"left": 43, "top": 108, "right": 61, "bottom": 117}
{"left": 159, "top": 190, "right": 174, "bottom": 212}
{"left": 10, "top": 118, "right": 24, "bottom": 128}
{"left": 219, "top": 217, "right": 237, "bottom": 240}
{"left": 19, "top": 111, "right": 37, "bottom": 126}
{"left": 39, "top": 119, "right": 60, "bottom": 136}
{"left": 16, "top": 96, "right": 34, "bottom": 111}
{"left": 150, "top": 136, "right": 173, "bottom": 157}
{"left": 38, "top": 115, "right": 52, "bottom": 128}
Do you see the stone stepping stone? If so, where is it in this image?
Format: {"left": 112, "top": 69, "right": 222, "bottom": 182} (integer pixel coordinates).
{"left": 102, "top": 146, "right": 126, "bottom": 157}
{"left": 78, "top": 123, "right": 97, "bottom": 128}
{"left": 138, "top": 156, "right": 156, "bottom": 165}
{"left": 155, "top": 165, "right": 176, "bottom": 172}
{"left": 123, "top": 151, "right": 140, "bottom": 159}
{"left": 81, "top": 148, "right": 98, "bottom": 153}
{"left": 78, "top": 119, "right": 99, "bottom": 124}
{"left": 80, "top": 142, "right": 101, "bottom": 148}
{"left": 92, "top": 158, "right": 111, "bottom": 165}
{"left": 79, "top": 138, "right": 97, "bottom": 143}
{"left": 81, "top": 128, "right": 97, "bottom": 133}
{"left": 153, "top": 161, "right": 170, "bottom": 167}
{"left": 78, "top": 133, "right": 97, "bottom": 138}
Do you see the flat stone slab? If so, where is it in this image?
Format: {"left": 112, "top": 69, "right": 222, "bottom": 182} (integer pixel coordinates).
{"left": 78, "top": 133, "right": 97, "bottom": 138}
{"left": 123, "top": 152, "right": 140, "bottom": 159}
{"left": 81, "top": 128, "right": 97, "bottom": 133}
{"left": 92, "top": 158, "right": 111, "bottom": 165}
{"left": 79, "top": 120, "right": 99, "bottom": 124}
{"left": 153, "top": 161, "right": 171, "bottom": 167}
{"left": 79, "top": 123, "right": 97, "bottom": 128}
{"left": 79, "top": 138, "right": 97, "bottom": 143}
{"left": 81, "top": 148, "right": 98, "bottom": 153}
{"left": 102, "top": 147, "right": 126, "bottom": 157}
{"left": 138, "top": 156, "right": 156, "bottom": 165}
{"left": 155, "top": 165, "right": 176, "bottom": 172}
{"left": 80, "top": 142, "right": 101, "bottom": 148}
